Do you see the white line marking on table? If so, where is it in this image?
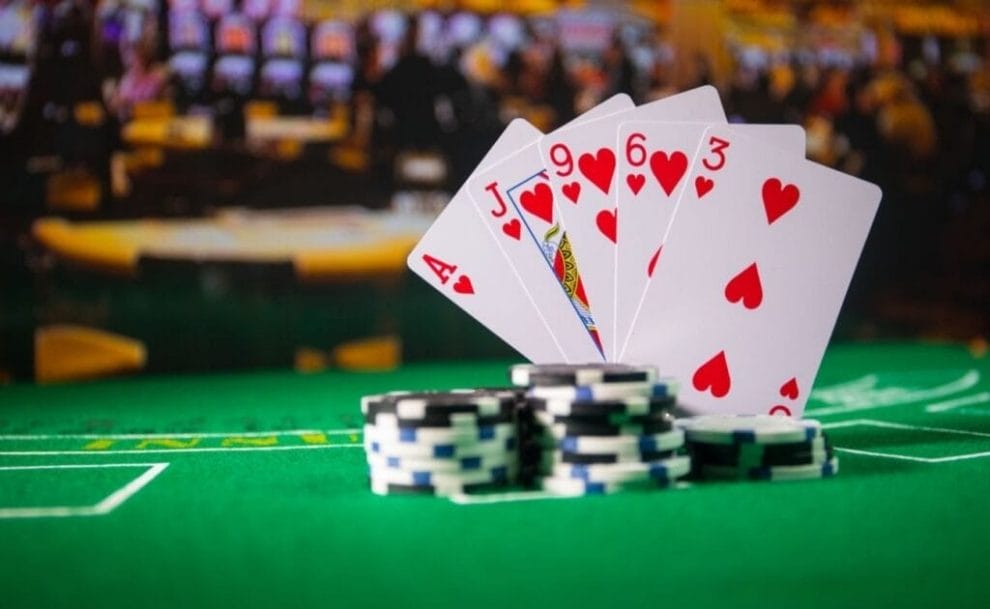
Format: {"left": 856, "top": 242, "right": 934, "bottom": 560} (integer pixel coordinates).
{"left": 0, "top": 429, "right": 360, "bottom": 441}
{"left": 0, "top": 462, "right": 169, "bottom": 519}
{"left": 0, "top": 444, "right": 363, "bottom": 456}
{"left": 925, "top": 392, "right": 990, "bottom": 413}
{"left": 823, "top": 419, "right": 990, "bottom": 464}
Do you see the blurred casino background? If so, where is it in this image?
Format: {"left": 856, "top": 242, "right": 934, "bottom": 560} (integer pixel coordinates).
{"left": 0, "top": 0, "right": 987, "bottom": 383}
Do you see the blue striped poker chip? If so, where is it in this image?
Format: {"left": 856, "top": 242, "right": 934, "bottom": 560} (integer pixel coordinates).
{"left": 532, "top": 409, "right": 675, "bottom": 430}
{"left": 540, "top": 476, "right": 670, "bottom": 496}
{"left": 548, "top": 455, "right": 692, "bottom": 484}
{"left": 367, "top": 452, "right": 518, "bottom": 474}
{"left": 368, "top": 463, "right": 512, "bottom": 488}
{"left": 676, "top": 414, "right": 823, "bottom": 445}
{"left": 554, "top": 428, "right": 685, "bottom": 455}
{"left": 527, "top": 379, "right": 678, "bottom": 404}
{"left": 540, "top": 448, "right": 679, "bottom": 466}
{"left": 363, "top": 422, "right": 516, "bottom": 445}
{"left": 369, "top": 477, "right": 510, "bottom": 497}
{"left": 365, "top": 435, "right": 517, "bottom": 460}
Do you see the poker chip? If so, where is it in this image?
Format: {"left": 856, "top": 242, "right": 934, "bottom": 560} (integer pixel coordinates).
{"left": 365, "top": 435, "right": 517, "bottom": 459}
{"left": 527, "top": 379, "right": 677, "bottom": 402}
{"left": 363, "top": 422, "right": 516, "bottom": 445}
{"left": 367, "top": 453, "right": 518, "bottom": 474}
{"left": 529, "top": 393, "right": 676, "bottom": 417}
{"left": 676, "top": 414, "right": 823, "bottom": 445}
{"left": 549, "top": 428, "right": 686, "bottom": 455}
{"left": 542, "top": 417, "right": 675, "bottom": 438}
{"left": 539, "top": 476, "right": 667, "bottom": 496}
{"left": 679, "top": 415, "right": 837, "bottom": 483}
{"left": 367, "top": 410, "right": 515, "bottom": 429}
{"left": 361, "top": 365, "right": 838, "bottom": 500}
{"left": 361, "top": 389, "right": 519, "bottom": 422}
{"left": 541, "top": 448, "right": 679, "bottom": 466}
{"left": 368, "top": 463, "right": 512, "bottom": 488}
{"left": 510, "top": 363, "right": 658, "bottom": 388}
{"left": 697, "top": 456, "right": 840, "bottom": 482}
{"left": 688, "top": 435, "right": 833, "bottom": 468}
{"left": 547, "top": 455, "right": 692, "bottom": 484}
{"left": 369, "top": 477, "right": 510, "bottom": 497}
{"left": 532, "top": 408, "right": 675, "bottom": 430}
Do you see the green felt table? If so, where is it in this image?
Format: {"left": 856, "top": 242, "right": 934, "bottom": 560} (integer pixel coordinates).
{"left": 2, "top": 342, "right": 989, "bottom": 609}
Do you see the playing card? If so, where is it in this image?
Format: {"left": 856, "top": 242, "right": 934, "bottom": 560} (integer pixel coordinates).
{"left": 467, "top": 95, "right": 636, "bottom": 363}
{"left": 614, "top": 122, "right": 806, "bottom": 362}
{"left": 408, "top": 119, "right": 566, "bottom": 362}
{"left": 536, "top": 86, "right": 727, "bottom": 361}
{"left": 622, "top": 126, "right": 880, "bottom": 416}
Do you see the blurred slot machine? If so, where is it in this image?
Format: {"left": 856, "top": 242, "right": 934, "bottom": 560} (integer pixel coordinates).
{"left": 213, "top": 12, "right": 257, "bottom": 98}
{"left": 242, "top": 0, "right": 271, "bottom": 23}
{"left": 446, "top": 11, "right": 482, "bottom": 52}
{"left": 486, "top": 12, "right": 526, "bottom": 67}
{"left": 370, "top": 9, "right": 406, "bottom": 73}
{"left": 0, "top": 0, "right": 36, "bottom": 125}
{"left": 416, "top": 10, "right": 444, "bottom": 63}
{"left": 168, "top": 6, "right": 211, "bottom": 105}
{"left": 259, "top": 15, "right": 307, "bottom": 105}
{"left": 309, "top": 20, "right": 353, "bottom": 106}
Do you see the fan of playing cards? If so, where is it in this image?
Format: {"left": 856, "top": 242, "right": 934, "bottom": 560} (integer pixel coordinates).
{"left": 407, "top": 86, "right": 882, "bottom": 418}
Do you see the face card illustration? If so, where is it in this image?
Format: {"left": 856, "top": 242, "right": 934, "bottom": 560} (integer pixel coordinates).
{"left": 614, "top": 123, "right": 806, "bottom": 361}
{"left": 467, "top": 95, "right": 635, "bottom": 362}
{"left": 536, "top": 86, "right": 727, "bottom": 361}
{"left": 622, "top": 126, "right": 880, "bottom": 416}
{"left": 407, "top": 119, "right": 567, "bottom": 363}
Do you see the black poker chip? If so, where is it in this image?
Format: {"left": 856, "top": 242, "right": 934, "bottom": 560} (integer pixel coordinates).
{"left": 361, "top": 389, "right": 520, "bottom": 424}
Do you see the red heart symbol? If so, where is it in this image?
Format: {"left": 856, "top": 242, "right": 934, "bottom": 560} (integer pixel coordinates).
{"left": 779, "top": 377, "right": 799, "bottom": 400}
{"left": 646, "top": 245, "right": 662, "bottom": 278}
{"left": 626, "top": 173, "right": 645, "bottom": 195}
{"left": 578, "top": 148, "right": 616, "bottom": 195}
{"left": 562, "top": 181, "right": 581, "bottom": 204}
{"left": 650, "top": 150, "right": 688, "bottom": 196}
{"left": 695, "top": 176, "right": 714, "bottom": 198}
{"left": 520, "top": 182, "right": 554, "bottom": 224}
{"left": 596, "top": 208, "right": 617, "bottom": 243}
{"left": 768, "top": 405, "right": 792, "bottom": 416}
{"left": 502, "top": 218, "right": 521, "bottom": 240}
{"left": 723, "top": 262, "right": 763, "bottom": 310}
{"left": 762, "top": 177, "right": 800, "bottom": 225}
{"left": 452, "top": 275, "right": 474, "bottom": 294}
{"left": 692, "top": 350, "right": 731, "bottom": 398}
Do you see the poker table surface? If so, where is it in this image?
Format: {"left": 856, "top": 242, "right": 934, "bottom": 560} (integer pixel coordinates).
{"left": 2, "top": 341, "right": 989, "bottom": 609}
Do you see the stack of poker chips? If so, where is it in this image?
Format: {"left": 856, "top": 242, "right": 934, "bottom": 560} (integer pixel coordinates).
{"left": 362, "top": 389, "right": 522, "bottom": 496}
{"left": 678, "top": 414, "right": 838, "bottom": 482}
{"left": 512, "top": 364, "right": 691, "bottom": 496}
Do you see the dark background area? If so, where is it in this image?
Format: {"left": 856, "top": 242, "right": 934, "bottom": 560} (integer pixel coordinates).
{"left": 1, "top": 0, "right": 988, "bottom": 383}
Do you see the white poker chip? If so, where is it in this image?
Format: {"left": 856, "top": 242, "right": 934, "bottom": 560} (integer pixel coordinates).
{"left": 675, "top": 414, "right": 823, "bottom": 445}
{"left": 367, "top": 452, "right": 518, "bottom": 474}
{"left": 547, "top": 429, "right": 686, "bottom": 455}
{"left": 363, "top": 422, "right": 516, "bottom": 445}
{"left": 510, "top": 363, "right": 658, "bottom": 387}
{"left": 368, "top": 463, "right": 511, "bottom": 487}
{"left": 365, "top": 435, "right": 516, "bottom": 460}
{"left": 527, "top": 379, "right": 678, "bottom": 403}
